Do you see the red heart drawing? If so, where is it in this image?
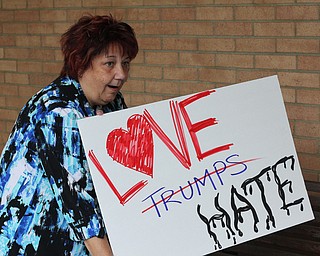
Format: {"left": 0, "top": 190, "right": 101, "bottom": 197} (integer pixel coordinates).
{"left": 106, "top": 114, "right": 154, "bottom": 177}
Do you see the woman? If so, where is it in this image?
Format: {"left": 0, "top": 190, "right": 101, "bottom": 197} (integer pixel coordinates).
{"left": 0, "top": 14, "right": 138, "bottom": 255}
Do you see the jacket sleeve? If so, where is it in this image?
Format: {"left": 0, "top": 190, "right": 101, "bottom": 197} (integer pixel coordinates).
{"left": 36, "top": 107, "right": 106, "bottom": 242}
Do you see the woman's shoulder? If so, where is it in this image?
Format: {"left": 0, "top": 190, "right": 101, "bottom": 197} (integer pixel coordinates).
{"left": 15, "top": 77, "right": 86, "bottom": 125}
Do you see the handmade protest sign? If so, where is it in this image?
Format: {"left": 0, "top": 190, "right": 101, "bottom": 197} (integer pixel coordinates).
{"left": 78, "top": 76, "right": 314, "bottom": 256}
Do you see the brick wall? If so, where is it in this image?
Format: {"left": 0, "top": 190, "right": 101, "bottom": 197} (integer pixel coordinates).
{"left": 0, "top": 0, "right": 319, "bottom": 181}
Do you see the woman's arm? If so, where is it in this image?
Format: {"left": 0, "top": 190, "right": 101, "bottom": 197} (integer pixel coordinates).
{"left": 84, "top": 235, "right": 113, "bottom": 256}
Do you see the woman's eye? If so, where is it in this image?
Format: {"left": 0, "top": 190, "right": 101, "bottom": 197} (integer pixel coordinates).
{"left": 105, "top": 62, "right": 115, "bottom": 67}
{"left": 122, "top": 61, "right": 130, "bottom": 69}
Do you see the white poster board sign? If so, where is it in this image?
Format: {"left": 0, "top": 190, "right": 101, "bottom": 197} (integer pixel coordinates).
{"left": 78, "top": 76, "right": 314, "bottom": 256}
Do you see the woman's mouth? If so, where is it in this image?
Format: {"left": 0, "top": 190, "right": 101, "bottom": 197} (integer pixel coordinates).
{"left": 107, "top": 84, "right": 119, "bottom": 89}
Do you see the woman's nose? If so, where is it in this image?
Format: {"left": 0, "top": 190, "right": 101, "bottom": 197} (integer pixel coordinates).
{"left": 114, "top": 64, "right": 126, "bottom": 81}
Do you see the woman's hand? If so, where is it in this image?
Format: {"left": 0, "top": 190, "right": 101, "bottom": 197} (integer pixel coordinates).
{"left": 84, "top": 235, "right": 113, "bottom": 256}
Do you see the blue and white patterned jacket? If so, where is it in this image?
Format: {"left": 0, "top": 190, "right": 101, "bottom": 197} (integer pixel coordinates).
{"left": 0, "top": 76, "right": 126, "bottom": 255}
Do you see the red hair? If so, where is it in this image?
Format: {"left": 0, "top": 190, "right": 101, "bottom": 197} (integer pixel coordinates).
{"left": 60, "top": 14, "right": 139, "bottom": 81}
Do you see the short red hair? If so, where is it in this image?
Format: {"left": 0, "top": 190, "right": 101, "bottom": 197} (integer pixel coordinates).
{"left": 60, "top": 14, "right": 139, "bottom": 81}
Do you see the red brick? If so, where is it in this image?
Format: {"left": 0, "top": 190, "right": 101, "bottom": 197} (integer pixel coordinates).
{"left": 179, "top": 0, "right": 214, "bottom": 4}
{"left": 145, "top": 81, "right": 180, "bottom": 95}
{"left": 297, "top": 22, "right": 320, "bottom": 36}
{"left": 54, "top": 0, "right": 82, "bottom": 7}
{"left": 297, "top": 89, "right": 320, "bottom": 104}
{"left": 29, "top": 73, "right": 56, "bottom": 87}
{"left": 254, "top": 22, "right": 295, "bottom": 36}
{"left": 163, "top": 38, "right": 198, "bottom": 51}
{"left": 0, "top": 10, "right": 14, "bottom": 22}
{"left": 199, "top": 68, "right": 236, "bottom": 84}
{"left": 145, "top": 52, "right": 178, "bottom": 65}
{"left": 277, "top": 39, "right": 319, "bottom": 53}
{"left": 0, "top": 133, "right": 11, "bottom": 147}
{"left": 236, "top": 38, "right": 276, "bottom": 52}
{"left": 41, "top": 35, "right": 60, "bottom": 48}
{"left": 0, "top": 84, "right": 18, "bottom": 96}
{"left": 278, "top": 72, "right": 319, "bottom": 88}
{"left": 0, "top": 35, "right": 15, "bottom": 46}
{"left": 179, "top": 52, "right": 215, "bottom": 67}
{"left": 0, "top": 120, "right": 5, "bottom": 131}
{"left": 121, "top": 79, "right": 144, "bottom": 93}
{"left": 160, "top": 8, "right": 195, "bottom": 20}
{"left": 112, "top": 0, "right": 143, "bottom": 6}
{"left": 131, "top": 53, "right": 143, "bottom": 65}
{"left": 298, "top": 56, "right": 320, "bottom": 71}
{"left": 66, "top": 10, "right": 95, "bottom": 21}
{"left": 129, "top": 22, "right": 144, "bottom": 35}
{"left": 220, "top": 0, "right": 254, "bottom": 3}
{"left": 214, "top": 22, "right": 252, "bottom": 36}
{"left": 16, "top": 35, "right": 41, "bottom": 47}
{"left": 199, "top": 38, "right": 235, "bottom": 51}
{"left": 80, "top": 0, "right": 112, "bottom": 7}
{"left": 295, "top": 122, "right": 320, "bottom": 138}
{"left": 27, "top": 0, "right": 54, "bottom": 8}
{"left": 2, "top": 0, "right": 27, "bottom": 9}
{"left": 18, "top": 61, "right": 42, "bottom": 73}
{"left": 43, "top": 62, "right": 62, "bottom": 75}
{"left": 28, "top": 49, "right": 56, "bottom": 61}
{"left": 196, "top": 7, "right": 233, "bottom": 20}
{"left": 138, "top": 37, "right": 161, "bottom": 50}
{"left": 286, "top": 104, "right": 319, "bottom": 121}
{"left": 14, "top": 10, "right": 40, "bottom": 22}
{"left": 281, "top": 88, "right": 296, "bottom": 103}
{"left": 95, "top": 9, "right": 126, "bottom": 19}
{"left": 294, "top": 138, "right": 318, "bottom": 154}
{"left": 28, "top": 23, "right": 55, "bottom": 34}
{"left": 178, "top": 22, "right": 213, "bottom": 35}
{"left": 302, "top": 171, "right": 319, "bottom": 182}
{"left": 18, "top": 85, "right": 41, "bottom": 97}
{"left": 276, "top": 6, "right": 319, "bottom": 20}
{"left": 254, "top": 0, "right": 294, "bottom": 3}
{"left": 236, "top": 70, "right": 276, "bottom": 84}
{"left": 0, "top": 109, "right": 19, "bottom": 121}
{"left": 297, "top": 0, "right": 320, "bottom": 2}
{"left": 40, "top": 10, "right": 67, "bottom": 22}
{"left": 6, "top": 121, "right": 14, "bottom": 132}
{"left": 3, "top": 23, "right": 28, "bottom": 34}
{"left": 4, "top": 48, "right": 29, "bottom": 59}
{"left": 5, "top": 96, "right": 29, "bottom": 109}
{"left": 179, "top": 82, "right": 216, "bottom": 96}
{"left": 5, "top": 73, "right": 29, "bottom": 85}
{"left": 164, "top": 67, "right": 198, "bottom": 81}
{"left": 55, "top": 50, "right": 64, "bottom": 62}
{"left": 235, "top": 6, "right": 275, "bottom": 20}
{"left": 129, "top": 93, "right": 163, "bottom": 107}
{"left": 54, "top": 22, "right": 73, "bottom": 34}
{"left": 130, "top": 65, "right": 162, "bottom": 79}
{"left": 216, "top": 54, "right": 254, "bottom": 68}
{"left": 299, "top": 153, "right": 320, "bottom": 172}
{"left": 0, "top": 60, "right": 17, "bottom": 72}
{"left": 127, "top": 8, "right": 160, "bottom": 21}
{"left": 255, "top": 55, "right": 296, "bottom": 70}
{"left": 144, "top": 22, "right": 177, "bottom": 35}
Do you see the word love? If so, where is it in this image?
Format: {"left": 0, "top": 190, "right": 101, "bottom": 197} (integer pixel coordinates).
{"left": 197, "top": 155, "right": 305, "bottom": 251}
{"left": 107, "top": 90, "right": 234, "bottom": 174}
{"left": 90, "top": 90, "right": 234, "bottom": 205}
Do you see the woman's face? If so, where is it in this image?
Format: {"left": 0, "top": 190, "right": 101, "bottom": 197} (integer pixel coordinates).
{"left": 79, "top": 43, "right": 131, "bottom": 107}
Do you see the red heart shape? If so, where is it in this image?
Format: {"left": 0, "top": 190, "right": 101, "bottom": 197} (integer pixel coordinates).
{"left": 106, "top": 114, "right": 154, "bottom": 177}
